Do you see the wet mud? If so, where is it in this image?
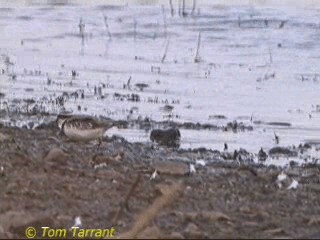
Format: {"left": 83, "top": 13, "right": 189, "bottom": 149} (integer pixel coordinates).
{"left": 1, "top": 123, "right": 320, "bottom": 238}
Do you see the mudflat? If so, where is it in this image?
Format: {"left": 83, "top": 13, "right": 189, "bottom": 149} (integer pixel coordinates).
{"left": 1, "top": 124, "right": 320, "bottom": 239}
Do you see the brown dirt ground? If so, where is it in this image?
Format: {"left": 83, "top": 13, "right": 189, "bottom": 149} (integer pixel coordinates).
{"left": 1, "top": 125, "right": 320, "bottom": 239}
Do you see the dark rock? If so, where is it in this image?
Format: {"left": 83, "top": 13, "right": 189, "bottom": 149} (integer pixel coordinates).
{"left": 150, "top": 128, "right": 181, "bottom": 148}
{"left": 267, "top": 122, "right": 291, "bottom": 127}
{"left": 209, "top": 114, "right": 226, "bottom": 119}
{"left": 134, "top": 83, "right": 149, "bottom": 91}
{"left": 269, "top": 147, "right": 297, "bottom": 156}
{"left": 303, "top": 143, "right": 312, "bottom": 149}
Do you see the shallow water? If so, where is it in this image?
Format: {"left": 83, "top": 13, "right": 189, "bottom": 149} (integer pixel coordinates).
{"left": 1, "top": 3, "right": 320, "bottom": 165}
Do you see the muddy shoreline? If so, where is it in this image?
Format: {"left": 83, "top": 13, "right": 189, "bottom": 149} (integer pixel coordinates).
{"left": 1, "top": 122, "right": 320, "bottom": 239}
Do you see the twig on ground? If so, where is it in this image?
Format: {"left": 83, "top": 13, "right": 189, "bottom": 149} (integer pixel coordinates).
{"left": 194, "top": 32, "right": 202, "bottom": 63}
{"left": 111, "top": 175, "right": 141, "bottom": 226}
{"left": 117, "top": 182, "right": 185, "bottom": 239}
{"left": 279, "top": 20, "right": 286, "bottom": 29}
{"left": 161, "top": 39, "right": 170, "bottom": 63}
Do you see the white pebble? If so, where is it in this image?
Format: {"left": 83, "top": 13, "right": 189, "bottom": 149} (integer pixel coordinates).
{"left": 189, "top": 164, "right": 196, "bottom": 174}
{"left": 288, "top": 179, "right": 299, "bottom": 190}
{"left": 150, "top": 170, "right": 158, "bottom": 180}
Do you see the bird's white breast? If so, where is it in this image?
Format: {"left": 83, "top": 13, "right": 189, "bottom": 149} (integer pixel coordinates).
{"left": 63, "top": 127, "right": 105, "bottom": 141}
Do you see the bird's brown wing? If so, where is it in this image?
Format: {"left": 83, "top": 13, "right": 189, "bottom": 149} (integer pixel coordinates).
{"left": 63, "top": 117, "right": 100, "bottom": 130}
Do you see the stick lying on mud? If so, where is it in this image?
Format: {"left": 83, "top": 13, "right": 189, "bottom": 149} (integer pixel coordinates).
{"left": 111, "top": 175, "right": 141, "bottom": 226}
{"left": 117, "top": 182, "right": 185, "bottom": 239}
{"left": 194, "top": 32, "right": 201, "bottom": 63}
{"left": 161, "top": 39, "right": 170, "bottom": 63}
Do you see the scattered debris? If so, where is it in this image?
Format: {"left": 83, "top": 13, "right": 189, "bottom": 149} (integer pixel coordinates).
{"left": 150, "top": 170, "right": 158, "bottom": 180}
{"left": 118, "top": 183, "right": 184, "bottom": 239}
{"left": 189, "top": 163, "right": 196, "bottom": 174}
{"left": 287, "top": 179, "right": 298, "bottom": 190}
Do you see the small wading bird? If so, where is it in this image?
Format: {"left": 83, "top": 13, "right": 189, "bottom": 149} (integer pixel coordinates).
{"left": 224, "top": 143, "right": 228, "bottom": 152}
{"left": 258, "top": 147, "right": 267, "bottom": 163}
{"left": 56, "top": 114, "right": 115, "bottom": 142}
{"left": 274, "top": 132, "right": 279, "bottom": 144}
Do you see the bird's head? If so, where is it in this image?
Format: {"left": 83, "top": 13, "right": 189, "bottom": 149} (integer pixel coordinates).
{"left": 56, "top": 114, "right": 72, "bottom": 129}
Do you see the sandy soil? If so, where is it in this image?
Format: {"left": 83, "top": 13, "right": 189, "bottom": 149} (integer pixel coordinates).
{"left": 1, "top": 123, "right": 320, "bottom": 239}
